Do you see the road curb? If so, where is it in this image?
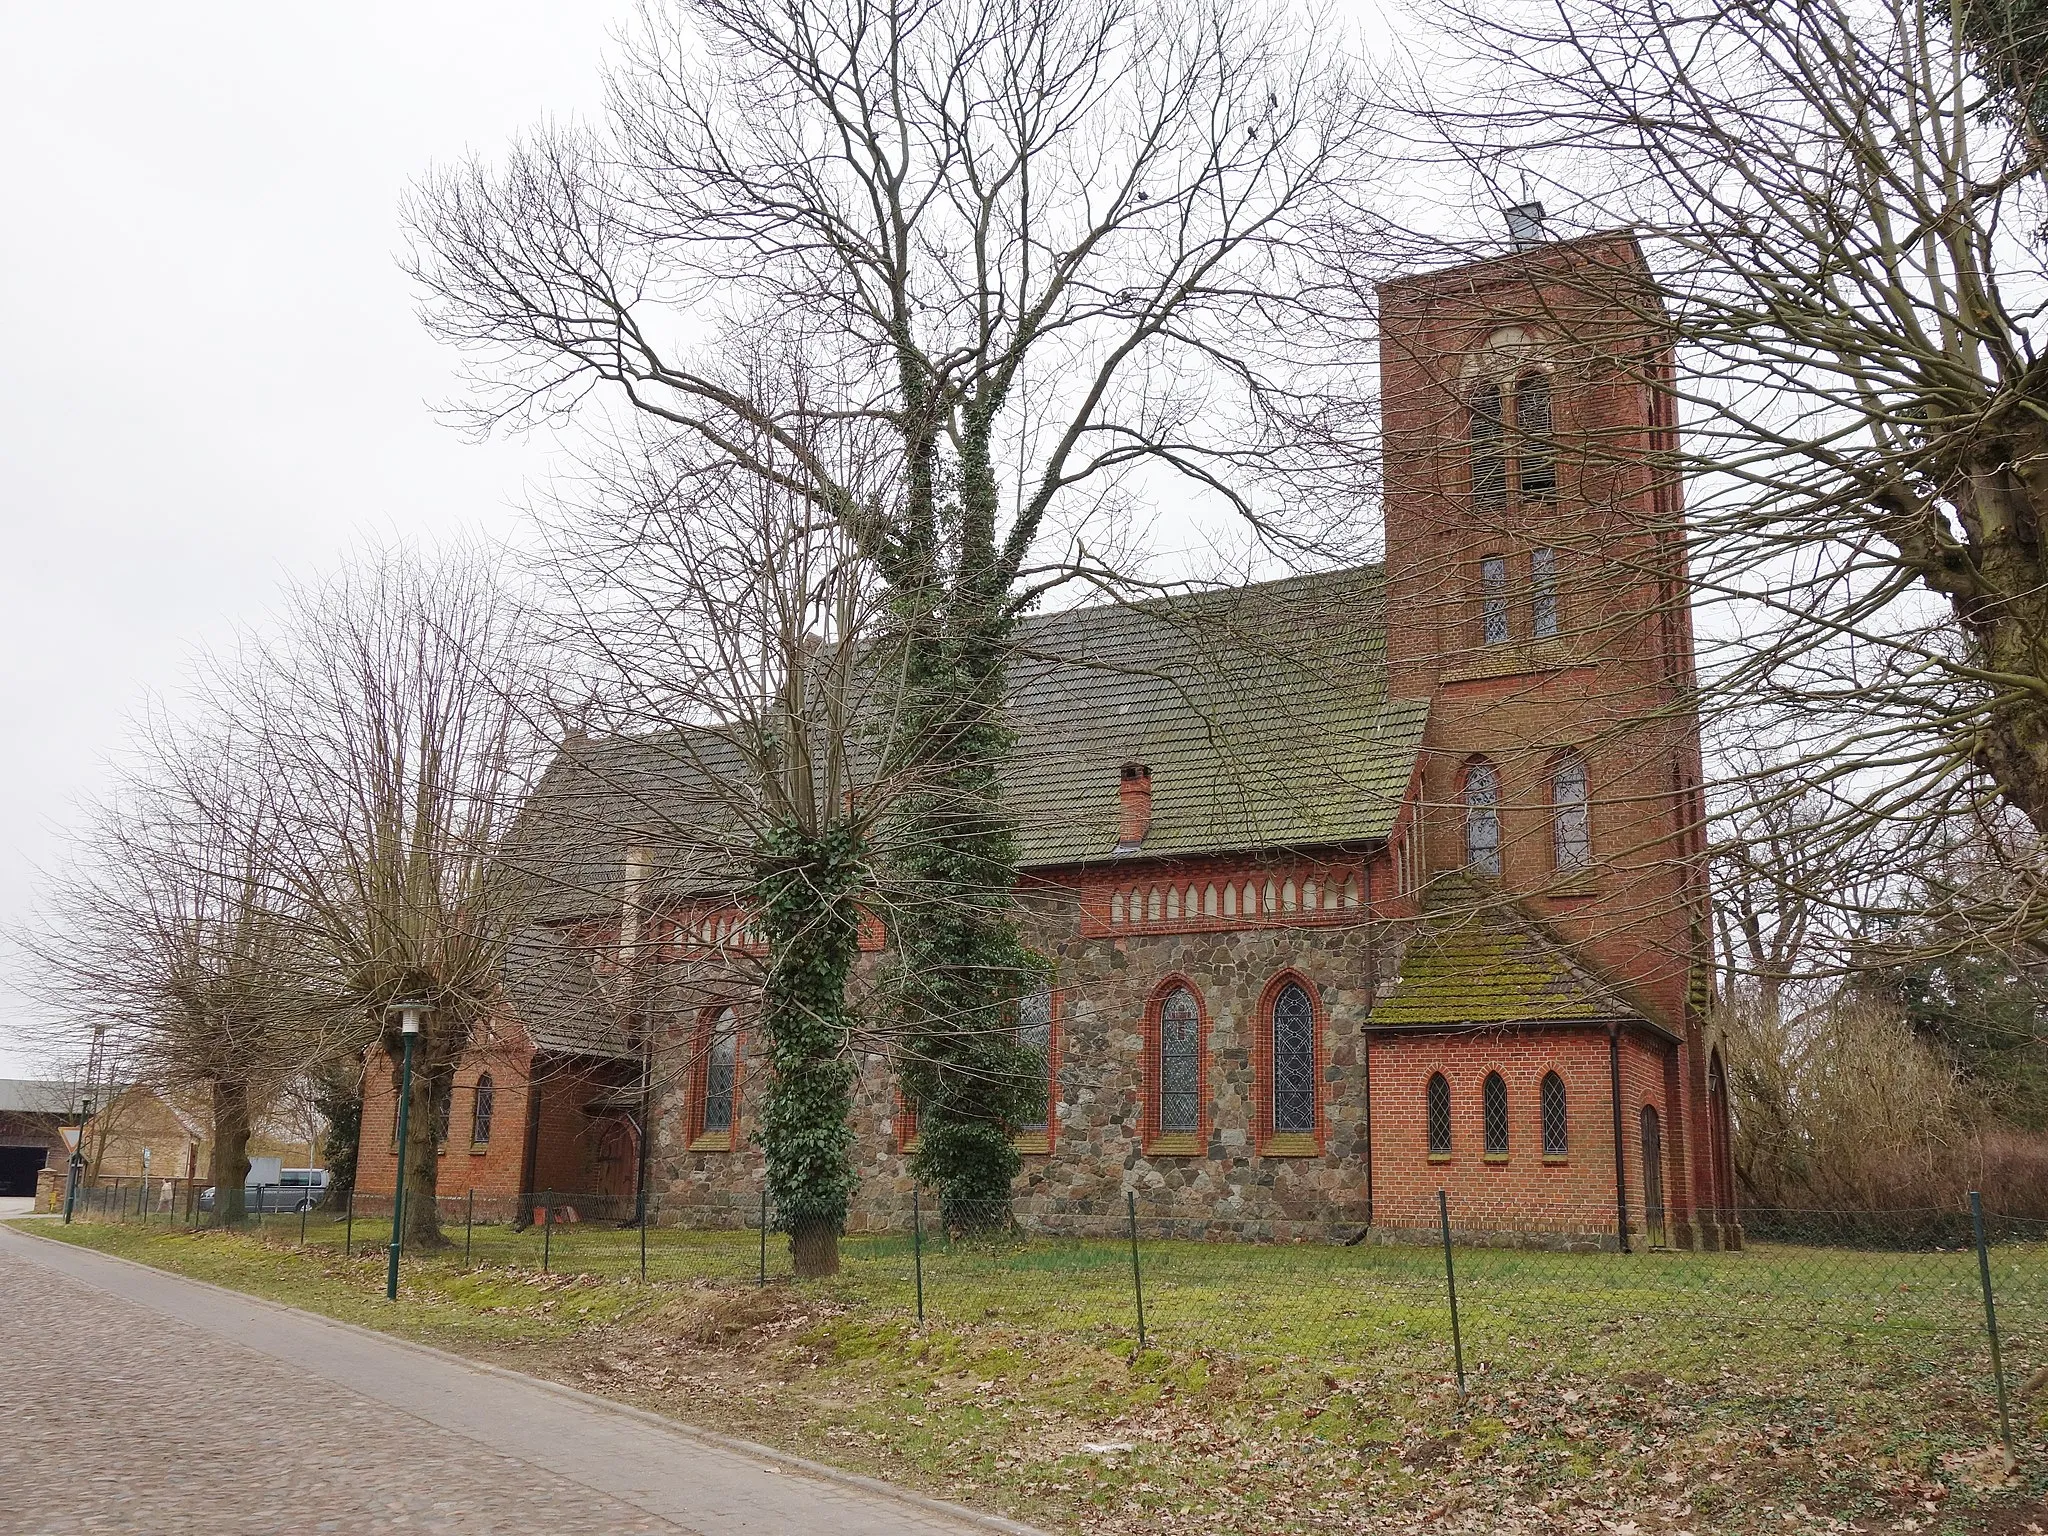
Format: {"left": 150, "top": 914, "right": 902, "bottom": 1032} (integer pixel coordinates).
{"left": 1, "top": 1222, "right": 1051, "bottom": 1536}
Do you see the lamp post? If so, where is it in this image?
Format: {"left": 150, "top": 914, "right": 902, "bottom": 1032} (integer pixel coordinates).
{"left": 385, "top": 1001, "right": 426, "bottom": 1300}
{"left": 62, "top": 1096, "right": 93, "bottom": 1224}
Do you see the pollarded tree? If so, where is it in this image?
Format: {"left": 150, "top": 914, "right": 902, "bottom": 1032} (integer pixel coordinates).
{"left": 405, "top": 0, "right": 1386, "bottom": 1220}
{"left": 208, "top": 546, "right": 556, "bottom": 1248}
{"left": 18, "top": 716, "right": 320, "bottom": 1226}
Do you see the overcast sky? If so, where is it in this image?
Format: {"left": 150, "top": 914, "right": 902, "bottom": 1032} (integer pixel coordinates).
{"left": 0, "top": 5, "right": 633, "bottom": 1076}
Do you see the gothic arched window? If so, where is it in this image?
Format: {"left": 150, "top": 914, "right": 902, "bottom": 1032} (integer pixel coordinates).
{"left": 1515, "top": 372, "right": 1555, "bottom": 497}
{"left": 1427, "top": 1072, "right": 1452, "bottom": 1156}
{"left": 1470, "top": 381, "right": 1506, "bottom": 509}
{"left": 1465, "top": 758, "right": 1502, "bottom": 876}
{"left": 471, "top": 1073, "right": 495, "bottom": 1147}
{"left": 1155, "top": 985, "right": 1203, "bottom": 1138}
{"left": 698, "top": 1008, "right": 738, "bottom": 1141}
{"left": 1532, "top": 546, "right": 1559, "bottom": 638}
{"left": 1541, "top": 1071, "right": 1568, "bottom": 1157}
{"left": 1480, "top": 554, "right": 1510, "bottom": 645}
{"left": 1552, "top": 753, "right": 1591, "bottom": 871}
{"left": 1483, "top": 1071, "right": 1510, "bottom": 1157}
{"left": 1015, "top": 984, "right": 1053, "bottom": 1136}
{"left": 1270, "top": 981, "right": 1316, "bottom": 1135}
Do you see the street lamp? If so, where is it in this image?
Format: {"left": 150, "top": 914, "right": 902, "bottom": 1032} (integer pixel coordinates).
{"left": 385, "top": 1000, "right": 427, "bottom": 1300}
{"left": 62, "top": 1096, "right": 93, "bottom": 1224}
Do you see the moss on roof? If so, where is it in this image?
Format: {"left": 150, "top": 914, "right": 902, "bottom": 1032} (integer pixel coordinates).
{"left": 1371, "top": 882, "right": 1652, "bottom": 1031}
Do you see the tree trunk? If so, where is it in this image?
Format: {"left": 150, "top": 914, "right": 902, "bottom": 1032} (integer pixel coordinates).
{"left": 397, "top": 1048, "right": 450, "bottom": 1250}
{"left": 789, "top": 1216, "right": 841, "bottom": 1279}
{"left": 209, "top": 1076, "right": 252, "bottom": 1227}
{"left": 751, "top": 822, "right": 861, "bottom": 1280}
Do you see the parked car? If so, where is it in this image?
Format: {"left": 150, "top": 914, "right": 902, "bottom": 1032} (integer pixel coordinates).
{"left": 199, "top": 1168, "right": 329, "bottom": 1214}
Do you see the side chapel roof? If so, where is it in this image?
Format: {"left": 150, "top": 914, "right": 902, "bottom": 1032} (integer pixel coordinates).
{"left": 1369, "top": 878, "right": 1663, "bottom": 1037}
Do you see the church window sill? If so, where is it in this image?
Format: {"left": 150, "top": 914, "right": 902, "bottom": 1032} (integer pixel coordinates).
{"left": 1259, "top": 1132, "right": 1320, "bottom": 1158}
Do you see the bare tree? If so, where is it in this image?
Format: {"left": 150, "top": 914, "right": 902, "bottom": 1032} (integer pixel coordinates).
{"left": 18, "top": 718, "right": 319, "bottom": 1226}
{"left": 206, "top": 546, "right": 556, "bottom": 1247}
{"left": 1409, "top": 0, "right": 2048, "bottom": 949}
{"left": 404, "top": 0, "right": 1385, "bottom": 1218}
{"left": 535, "top": 392, "right": 900, "bottom": 1275}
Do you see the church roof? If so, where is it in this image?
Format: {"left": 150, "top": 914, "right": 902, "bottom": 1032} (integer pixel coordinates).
{"left": 1370, "top": 879, "right": 1663, "bottom": 1036}
{"left": 499, "top": 925, "right": 636, "bottom": 1061}
{"left": 1007, "top": 566, "right": 1424, "bottom": 865}
{"left": 502, "top": 564, "right": 1421, "bottom": 924}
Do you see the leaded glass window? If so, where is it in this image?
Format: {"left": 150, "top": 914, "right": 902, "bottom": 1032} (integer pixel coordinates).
{"left": 1515, "top": 373, "right": 1555, "bottom": 497}
{"left": 703, "top": 1009, "right": 738, "bottom": 1135}
{"left": 1541, "top": 1071, "right": 1568, "bottom": 1156}
{"left": 1465, "top": 759, "right": 1501, "bottom": 876}
{"left": 1481, "top": 555, "right": 1509, "bottom": 644}
{"left": 1016, "top": 985, "right": 1052, "bottom": 1133}
{"left": 1271, "top": 982, "right": 1316, "bottom": 1134}
{"left": 471, "top": 1074, "right": 495, "bottom": 1146}
{"left": 1426, "top": 1073, "right": 1452, "bottom": 1155}
{"left": 1483, "top": 1071, "right": 1509, "bottom": 1156}
{"left": 1553, "top": 754, "right": 1591, "bottom": 870}
{"left": 1159, "top": 987, "right": 1201, "bottom": 1134}
{"left": 1532, "top": 546, "right": 1559, "bottom": 638}
{"left": 1471, "top": 382, "right": 1506, "bottom": 509}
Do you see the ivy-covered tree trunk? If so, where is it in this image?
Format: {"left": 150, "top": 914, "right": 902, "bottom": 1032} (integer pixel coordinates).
{"left": 884, "top": 403, "right": 1047, "bottom": 1233}
{"left": 750, "top": 823, "right": 865, "bottom": 1279}
{"left": 209, "top": 1074, "right": 253, "bottom": 1227}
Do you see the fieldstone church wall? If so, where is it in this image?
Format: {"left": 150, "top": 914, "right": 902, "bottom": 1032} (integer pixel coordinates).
{"left": 646, "top": 886, "right": 1393, "bottom": 1240}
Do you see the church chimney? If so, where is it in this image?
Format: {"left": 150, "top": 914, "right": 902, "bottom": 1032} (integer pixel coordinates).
{"left": 1116, "top": 763, "right": 1152, "bottom": 851}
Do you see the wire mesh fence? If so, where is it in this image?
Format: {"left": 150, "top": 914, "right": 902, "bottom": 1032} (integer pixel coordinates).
{"left": 58, "top": 1175, "right": 2044, "bottom": 1455}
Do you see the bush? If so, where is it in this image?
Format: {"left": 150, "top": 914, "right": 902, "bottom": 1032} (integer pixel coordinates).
{"left": 1719, "top": 997, "right": 2048, "bottom": 1218}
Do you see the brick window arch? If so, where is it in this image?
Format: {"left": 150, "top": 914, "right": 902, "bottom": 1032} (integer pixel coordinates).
{"left": 1552, "top": 751, "right": 1592, "bottom": 871}
{"left": 689, "top": 1007, "right": 741, "bottom": 1151}
{"left": 1254, "top": 972, "right": 1323, "bottom": 1150}
{"left": 1470, "top": 381, "right": 1506, "bottom": 509}
{"left": 1463, "top": 758, "right": 1502, "bottom": 876}
{"left": 1540, "top": 1070, "right": 1568, "bottom": 1157}
{"left": 1144, "top": 979, "right": 1209, "bottom": 1152}
{"left": 470, "top": 1073, "right": 495, "bottom": 1147}
{"left": 1482, "top": 1071, "right": 1510, "bottom": 1158}
{"left": 1426, "top": 1072, "right": 1452, "bottom": 1157}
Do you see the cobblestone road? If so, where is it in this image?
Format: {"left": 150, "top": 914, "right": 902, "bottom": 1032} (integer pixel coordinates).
{"left": 0, "top": 1225, "right": 1029, "bottom": 1536}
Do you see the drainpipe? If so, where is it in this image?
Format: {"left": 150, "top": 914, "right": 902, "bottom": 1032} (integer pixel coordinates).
{"left": 1609, "top": 1023, "right": 1631, "bottom": 1254}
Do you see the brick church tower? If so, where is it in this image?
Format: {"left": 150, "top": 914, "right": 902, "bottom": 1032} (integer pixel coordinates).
{"left": 1370, "top": 229, "right": 1739, "bottom": 1249}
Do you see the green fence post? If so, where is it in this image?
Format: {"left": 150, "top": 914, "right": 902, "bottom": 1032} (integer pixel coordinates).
{"left": 543, "top": 1192, "right": 554, "bottom": 1275}
{"left": 343, "top": 1190, "right": 354, "bottom": 1256}
{"left": 912, "top": 1187, "right": 925, "bottom": 1327}
{"left": 1970, "top": 1191, "right": 2015, "bottom": 1459}
{"left": 639, "top": 1197, "right": 647, "bottom": 1283}
{"left": 299, "top": 1192, "right": 308, "bottom": 1246}
{"left": 464, "top": 1189, "right": 475, "bottom": 1270}
{"left": 758, "top": 1186, "right": 768, "bottom": 1287}
{"left": 1438, "top": 1188, "right": 1467, "bottom": 1401}
{"left": 1126, "top": 1190, "right": 1147, "bottom": 1354}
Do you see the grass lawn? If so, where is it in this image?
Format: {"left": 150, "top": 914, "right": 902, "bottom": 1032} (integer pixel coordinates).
{"left": 18, "top": 1214, "right": 2048, "bottom": 1534}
